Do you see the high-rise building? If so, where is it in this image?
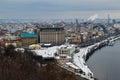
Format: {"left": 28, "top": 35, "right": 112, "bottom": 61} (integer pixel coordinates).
{"left": 108, "top": 14, "right": 110, "bottom": 25}
{"left": 75, "top": 19, "right": 81, "bottom": 33}
{"left": 39, "top": 27, "right": 65, "bottom": 45}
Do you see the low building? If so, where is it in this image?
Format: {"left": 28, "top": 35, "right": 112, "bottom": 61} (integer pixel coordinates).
{"left": 29, "top": 44, "right": 41, "bottom": 50}
{"left": 114, "top": 22, "right": 120, "bottom": 29}
{"left": 69, "top": 34, "right": 82, "bottom": 44}
{"left": 92, "top": 31, "right": 104, "bottom": 37}
{"left": 14, "top": 39, "right": 22, "bottom": 47}
{"left": 0, "top": 35, "right": 22, "bottom": 47}
{"left": 0, "top": 40, "right": 6, "bottom": 46}
{"left": 57, "top": 45, "right": 76, "bottom": 58}
{"left": 97, "top": 31, "right": 104, "bottom": 37}
{"left": 20, "top": 33, "right": 38, "bottom": 46}
{"left": 39, "top": 27, "right": 65, "bottom": 45}
{"left": 5, "top": 43, "right": 17, "bottom": 47}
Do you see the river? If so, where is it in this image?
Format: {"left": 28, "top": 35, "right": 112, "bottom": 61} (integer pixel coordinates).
{"left": 87, "top": 40, "right": 120, "bottom": 80}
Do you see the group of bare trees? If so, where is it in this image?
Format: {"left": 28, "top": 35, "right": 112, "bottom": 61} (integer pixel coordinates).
{"left": 0, "top": 45, "right": 38, "bottom": 80}
{"left": 0, "top": 45, "right": 85, "bottom": 80}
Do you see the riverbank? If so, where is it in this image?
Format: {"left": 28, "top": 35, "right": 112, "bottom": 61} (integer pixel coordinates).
{"left": 87, "top": 38, "right": 120, "bottom": 80}
{"left": 73, "top": 40, "right": 108, "bottom": 80}
{"left": 76, "top": 34, "right": 120, "bottom": 80}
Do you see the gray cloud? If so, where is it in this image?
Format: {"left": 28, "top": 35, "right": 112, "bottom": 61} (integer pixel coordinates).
{"left": 0, "top": 0, "right": 120, "bottom": 19}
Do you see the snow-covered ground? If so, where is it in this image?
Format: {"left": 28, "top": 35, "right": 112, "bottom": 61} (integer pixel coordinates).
{"left": 73, "top": 47, "right": 94, "bottom": 80}
{"left": 32, "top": 46, "right": 58, "bottom": 59}
{"left": 31, "top": 44, "right": 95, "bottom": 79}
{"left": 30, "top": 41, "right": 110, "bottom": 80}
{"left": 73, "top": 40, "right": 109, "bottom": 80}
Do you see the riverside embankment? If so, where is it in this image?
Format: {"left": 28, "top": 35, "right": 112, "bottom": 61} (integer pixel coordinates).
{"left": 75, "top": 34, "right": 120, "bottom": 80}
{"left": 87, "top": 37, "right": 120, "bottom": 80}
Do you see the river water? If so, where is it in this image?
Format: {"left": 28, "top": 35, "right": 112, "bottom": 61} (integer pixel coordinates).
{"left": 87, "top": 40, "right": 120, "bottom": 80}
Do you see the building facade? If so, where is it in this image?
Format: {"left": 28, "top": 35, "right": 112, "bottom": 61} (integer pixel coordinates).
{"left": 20, "top": 33, "right": 38, "bottom": 46}
{"left": 114, "top": 23, "right": 120, "bottom": 29}
{"left": 69, "top": 34, "right": 82, "bottom": 44}
{"left": 57, "top": 45, "right": 76, "bottom": 58}
{"left": 39, "top": 27, "right": 65, "bottom": 45}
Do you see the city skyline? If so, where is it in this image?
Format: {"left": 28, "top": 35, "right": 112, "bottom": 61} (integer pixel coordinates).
{"left": 0, "top": 0, "right": 120, "bottom": 19}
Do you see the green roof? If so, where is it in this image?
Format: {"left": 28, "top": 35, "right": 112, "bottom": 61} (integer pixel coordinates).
{"left": 21, "top": 33, "right": 37, "bottom": 38}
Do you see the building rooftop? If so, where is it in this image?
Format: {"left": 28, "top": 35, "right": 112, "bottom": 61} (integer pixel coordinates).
{"left": 21, "top": 33, "right": 37, "bottom": 38}
{"left": 57, "top": 44, "right": 75, "bottom": 50}
{"left": 39, "top": 27, "right": 64, "bottom": 31}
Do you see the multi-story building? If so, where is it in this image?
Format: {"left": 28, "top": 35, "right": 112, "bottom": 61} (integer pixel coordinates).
{"left": 69, "top": 34, "right": 82, "bottom": 44}
{"left": 39, "top": 27, "right": 65, "bottom": 45}
{"left": 20, "top": 33, "right": 38, "bottom": 46}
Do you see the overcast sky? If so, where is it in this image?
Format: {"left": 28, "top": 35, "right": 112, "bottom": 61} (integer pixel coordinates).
{"left": 0, "top": 0, "right": 120, "bottom": 19}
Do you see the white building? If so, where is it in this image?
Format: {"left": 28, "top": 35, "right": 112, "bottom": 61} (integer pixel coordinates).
{"left": 57, "top": 45, "right": 76, "bottom": 58}
{"left": 114, "top": 23, "right": 120, "bottom": 29}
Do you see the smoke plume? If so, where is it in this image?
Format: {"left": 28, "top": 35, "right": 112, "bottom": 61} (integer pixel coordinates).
{"left": 88, "top": 14, "right": 98, "bottom": 21}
